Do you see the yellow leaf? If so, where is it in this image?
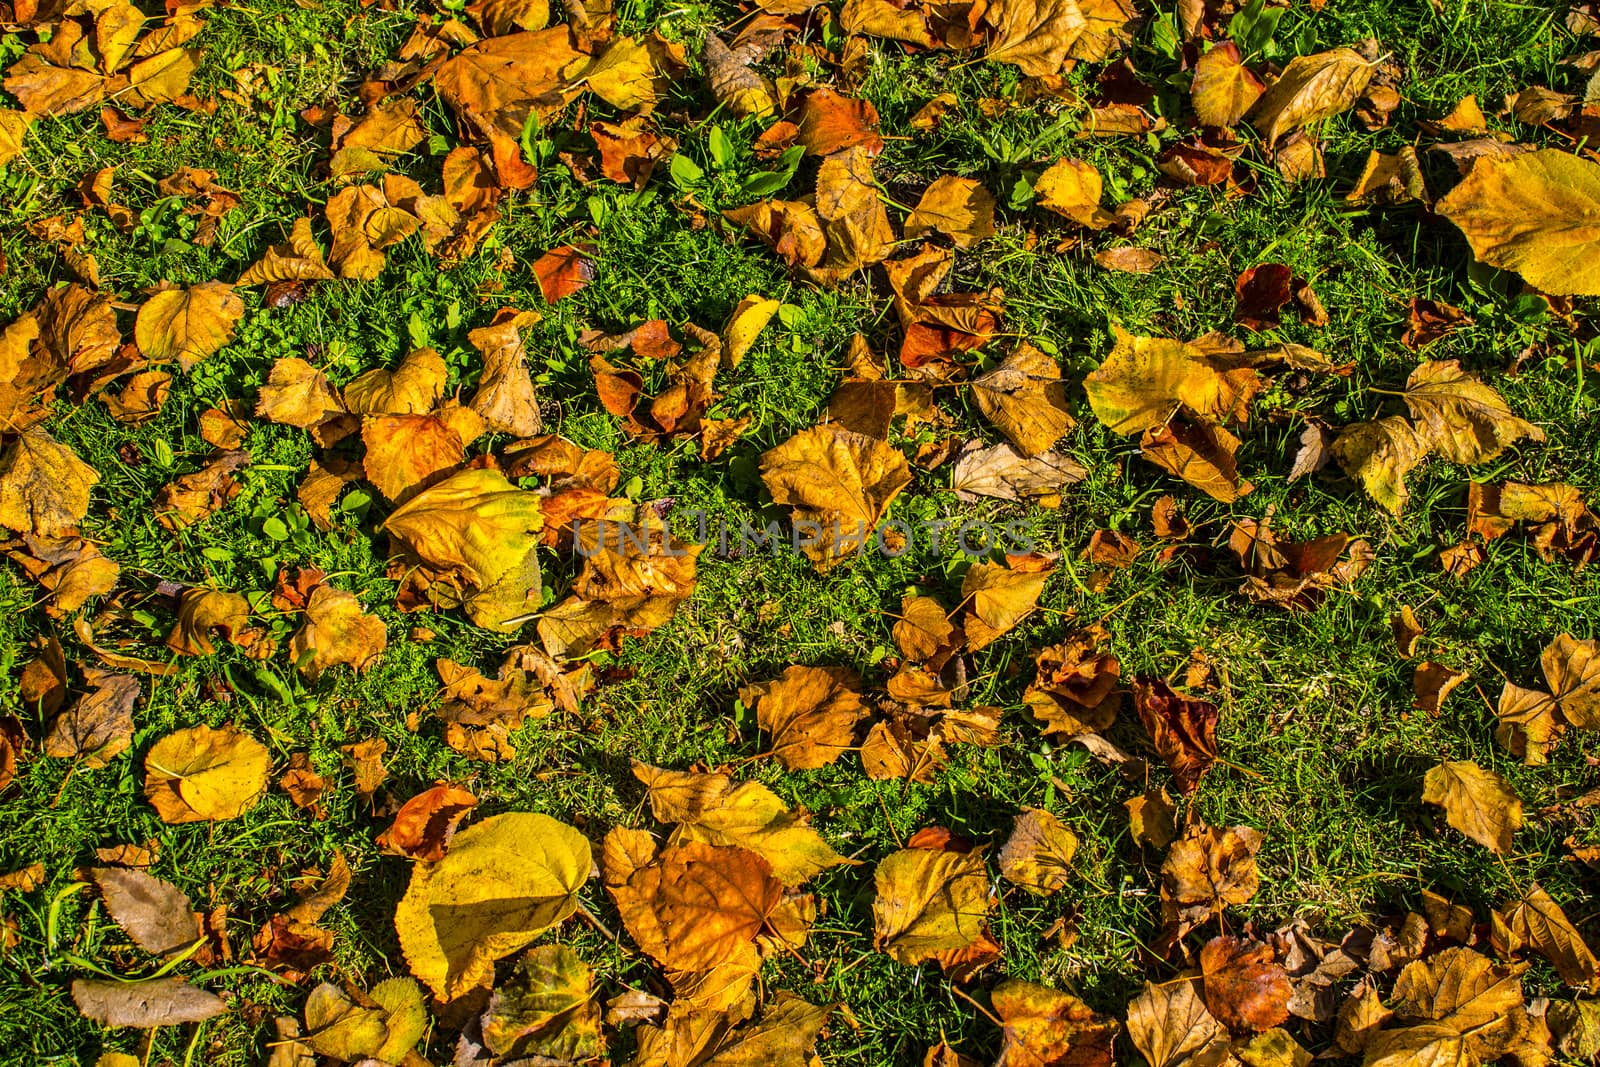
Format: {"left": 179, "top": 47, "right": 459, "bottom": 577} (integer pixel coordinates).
{"left": 481, "top": 945, "right": 604, "bottom": 1060}
{"left": 1500, "top": 884, "right": 1599, "bottom": 991}
{"left": 121, "top": 47, "right": 201, "bottom": 108}
{"left": 395, "top": 812, "right": 591, "bottom": 1001}
{"left": 1436, "top": 149, "right": 1600, "bottom": 296}
{"left": 1126, "top": 978, "right": 1230, "bottom": 1067}
{"left": 872, "top": 846, "right": 990, "bottom": 964}
{"left": 291, "top": 586, "right": 387, "bottom": 680}
{"left": 1246, "top": 47, "right": 1373, "bottom": 146}
{"left": 997, "top": 808, "right": 1078, "bottom": 896}
{"left": 143, "top": 723, "right": 271, "bottom": 823}
{"left": 961, "top": 556, "right": 1051, "bottom": 651}
{"left": 343, "top": 347, "right": 448, "bottom": 415}
{"left": 1034, "top": 158, "right": 1118, "bottom": 229}
{"left": 985, "top": 0, "right": 1087, "bottom": 76}
{"left": 1422, "top": 760, "right": 1523, "bottom": 854}
{"left": 0, "top": 109, "right": 35, "bottom": 168}
{"left": 1331, "top": 415, "right": 1428, "bottom": 516}
{"left": 237, "top": 218, "right": 334, "bottom": 285}
{"left": 992, "top": 980, "right": 1119, "bottom": 1067}
{"left": 971, "top": 344, "right": 1073, "bottom": 455}
{"left": 721, "top": 295, "right": 780, "bottom": 368}
{"left": 0, "top": 429, "right": 99, "bottom": 537}
{"left": 759, "top": 424, "right": 912, "bottom": 567}
{"left": 1084, "top": 327, "right": 1260, "bottom": 433}
{"left": 1543, "top": 632, "right": 1600, "bottom": 728}
{"left": 905, "top": 176, "right": 997, "bottom": 249}
{"left": 134, "top": 282, "right": 244, "bottom": 371}
{"left": 741, "top": 665, "right": 868, "bottom": 770}
{"left": 468, "top": 310, "right": 543, "bottom": 436}
{"left": 1402, "top": 359, "right": 1543, "bottom": 465}
{"left": 1191, "top": 41, "right": 1263, "bottom": 127}
{"left": 632, "top": 761, "right": 850, "bottom": 886}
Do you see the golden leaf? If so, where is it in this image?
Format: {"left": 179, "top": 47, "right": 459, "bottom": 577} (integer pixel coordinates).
{"left": 759, "top": 424, "right": 912, "bottom": 566}
{"left": 1246, "top": 47, "right": 1373, "bottom": 146}
{"left": 468, "top": 310, "right": 543, "bottom": 436}
{"left": 722, "top": 295, "right": 780, "bottom": 369}
{"left": 362, "top": 413, "right": 464, "bottom": 503}
{"left": 872, "top": 846, "right": 990, "bottom": 964}
{"left": 1389, "top": 946, "right": 1529, "bottom": 1063}
{"left": 991, "top": 980, "right": 1119, "bottom": 1066}
{"left": 1191, "top": 41, "right": 1263, "bottom": 127}
{"left": 343, "top": 347, "right": 448, "bottom": 415}
{"left": 1140, "top": 419, "right": 1253, "bottom": 503}
{"left": 134, "top": 282, "right": 243, "bottom": 371}
{"left": 985, "top": 0, "right": 1087, "bottom": 76}
{"left": 1402, "top": 359, "right": 1542, "bottom": 465}
{"left": 1500, "top": 884, "right": 1599, "bottom": 991}
{"left": 0, "top": 429, "right": 99, "bottom": 537}
{"left": 0, "top": 109, "right": 35, "bottom": 168}
{"left": 383, "top": 468, "right": 545, "bottom": 631}
{"left": 905, "top": 176, "right": 997, "bottom": 249}
{"left": 961, "top": 556, "right": 1051, "bottom": 651}
{"left": 1126, "top": 978, "right": 1229, "bottom": 1067}
{"left": 997, "top": 808, "right": 1078, "bottom": 896}
{"left": 632, "top": 761, "right": 849, "bottom": 886}
{"left": 1084, "top": 327, "right": 1260, "bottom": 434}
{"left": 1422, "top": 760, "right": 1523, "bottom": 854}
{"left": 1034, "top": 158, "right": 1118, "bottom": 229}
{"left": 143, "top": 723, "right": 271, "bottom": 824}
{"left": 971, "top": 344, "right": 1073, "bottom": 456}
{"left": 395, "top": 812, "right": 591, "bottom": 1001}
{"left": 1543, "top": 632, "right": 1600, "bottom": 728}
{"left": 741, "top": 665, "right": 868, "bottom": 770}
{"left": 290, "top": 586, "right": 386, "bottom": 680}
{"left": 1435, "top": 149, "right": 1600, "bottom": 296}
{"left": 256, "top": 357, "right": 346, "bottom": 429}
{"left": 434, "top": 27, "right": 588, "bottom": 138}
{"left": 166, "top": 588, "right": 252, "bottom": 656}
{"left": 1331, "top": 415, "right": 1428, "bottom": 516}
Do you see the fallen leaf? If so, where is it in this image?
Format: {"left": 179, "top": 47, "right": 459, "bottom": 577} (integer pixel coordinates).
{"left": 951, "top": 441, "right": 1087, "bottom": 503}
{"left": 633, "top": 762, "right": 849, "bottom": 886}
{"left": 1134, "top": 679, "right": 1218, "bottom": 794}
{"left": 0, "top": 430, "right": 99, "bottom": 538}
{"left": 1499, "top": 884, "right": 1599, "bottom": 990}
{"left": 985, "top": 0, "right": 1088, "bottom": 76}
{"left": 1422, "top": 759, "right": 1523, "bottom": 853}
{"left": 1035, "top": 157, "right": 1118, "bottom": 229}
{"left": 44, "top": 668, "right": 138, "bottom": 767}
{"left": 1200, "top": 935, "right": 1293, "bottom": 1032}
{"left": 991, "top": 978, "right": 1118, "bottom": 1066}
{"left": 72, "top": 977, "right": 224, "bottom": 1028}
{"left": 998, "top": 808, "right": 1078, "bottom": 896}
{"left": 760, "top": 424, "right": 912, "bottom": 567}
{"left": 378, "top": 784, "right": 478, "bottom": 862}
{"left": 961, "top": 555, "right": 1051, "bottom": 651}
{"left": 905, "top": 176, "right": 997, "bottom": 248}
{"left": 92, "top": 867, "right": 198, "bottom": 957}
{"left": 480, "top": 944, "right": 604, "bottom": 1061}
{"left": 971, "top": 344, "right": 1074, "bottom": 456}
{"left": 166, "top": 588, "right": 252, "bottom": 656}
{"left": 1435, "top": 148, "right": 1600, "bottom": 296}
{"left": 134, "top": 282, "right": 243, "bottom": 370}
{"left": 1192, "top": 42, "right": 1264, "bottom": 127}
{"left": 143, "top": 723, "right": 271, "bottom": 824}
{"left": 873, "top": 844, "right": 990, "bottom": 964}
{"left": 1161, "top": 821, "right": 1263, "bottom": 932}
{"left": 742, "top": 665, "right": 868, "bottom": 770}
{"left": 395, "top": 811, "right": 591, "bottom": 1001}
{"left": 1084, "top": 327, "right": 1259, "bottom": 434}
{"left": 1126, "top": 978, "right": 1230, "bottom": 1067}
{"left": 533, "top": 243, "right": 597, "bottom": 303}
{"left": 1413, "top": 661, "right": 1469, "bottom": 716}
{"left": 1331, "top": 415, "right": 1428, "bottom": 515}
{"left": 1402, "top": 359, "right": 1543, "bottom": 465}
{"left": 1246, "top": 47, "right": 1374, "bottom": 146}
{"left": 290, "top": 586, "right": 386, "bottom": 680}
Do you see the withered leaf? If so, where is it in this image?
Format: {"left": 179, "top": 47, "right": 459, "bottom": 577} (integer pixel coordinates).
{"left": 1126, "top": 979, "right": 1230, "bottom": 1067}
{"left": 92, "top": 866, "right": 198, "bottom": 957}
{"left": 873, "top": 845, "right": 990, "bottom": 965}
{"left": 72, "top": 977, "right": 224, "bottom": 1028}
{"left": 1402, "top": 359, "right": 1543, "bottom": 465}
{"left": 1134, "top": 679, "right": 1218, "bottom": 794}
{"left": 134, "top": 282, "right": 243, "bottom": 371}
{"left": 1246, "top": 47, "right": 1374, "bottom": 146}
{"left": 971, "top": 344, "right": 1074, "bottom": 456}
{"left": 998, "top": 808, "right": 1078, "bottom": 896}
{"left": 377, "top": 784, "right": 478, "bottom": 862}
{"left": 992, "top": 979, "right": 1119, "bottom": 1067}
{"left": 1200, "top": 935, "right": 1293, "bottom": 1033}
{"left": 0, "top": 430, "right": 99, "bottom": 538}
{"left": 290, "top": 585, "right": 387, "bottom": 680}
{"left": 1500, "top": 884, "right": 1599, "bottom": 991}
{"left": 1422, "top": 759, "right": 1523, "bottom": 854}
{"left": 742, "top": 665, "right": 868, "bottom": 770}
{"left": 143, "top": 723, "right": 271, "bottom": 824}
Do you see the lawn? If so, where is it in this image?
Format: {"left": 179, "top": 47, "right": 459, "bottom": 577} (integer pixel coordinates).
{"left": 1, "top": 0, "right": 1599, "bottom": 1063}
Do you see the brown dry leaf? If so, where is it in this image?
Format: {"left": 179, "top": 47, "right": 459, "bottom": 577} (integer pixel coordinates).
{"left": 1200, "top": 935, "right": 1293, "bottom": 1032}
{"left": 0, "top": 430, "right": 99, "bottom": 538}
{"left": 1422, "top": 759, "right": 1523, "bottom": 854}
{"left": 1543, "top": 632, "right": 1600, "bottom": 728}
{"left": 92, "top": 866, "right": 198, "bottom": 958}
{"left": 1134, "top": 679, "right": 1218, "bottom": 794}
{"left": 290, "top": 586, "right": 386, "bottom": 680}
{"left": 998, "top": 808, "right": 1078, "bottom": 896}
{"left": 591, "top": 117, "right": 676, "bottom": 187}
{"left": 279, "top": 752, "right": 326, "bottom": 814}
{"left": 1126, "top": 978, "right": 1230, "bottom": 1067}
{"left": 36, "top": 283, "right": 120, "bottom": 376}
{"left": 1192, "top": 42, "right": 1264, "bottom": 127}
{"left": 1126, "top": 789, "right": 1177, "bottom": 848}
{"left": 985, "top": 0, "right": 1087, "bottom": 76}
{"left": 1435, "top": 148, "right": 1600, "bottom": 296}
{"left": 725, "top": 199, "right": 827, "bottom": 268}
{"left": 796, "top": 87, "right": 885, "bottom": 157}
{"left": 741, "top": 665, "right": 868, "bottom": 770}
{"left": 991, "top": 978, "right": 1118, "bottom": 1067}
{"left": 703, "top": 31, "right": 778, "bottom": 119}
{"left": 395, "top": 811, "right": 591, "bottom": 1000}
{"left": 951, "top": 441, "right": 1087, "bottom": 503}
{"left": 760, "top": 424, "right": 912, "bottom": 567}
{"left": 961, "top": 555, "right": 1052, "bottom": 651}
{"left": 1392, "top": 605, "right": 1424, "bottom": 658}
{"left": 1141, "top": 419, "right": 1253, "bottom": 503}
{"left": 1386, "top": 946, "right": 1530, "bottom": 1064}
{"left": 134, "top": 282, "right": 243, "bottom": 371}
{"left": 1024, "top": 626, "right": 1120, "bottom": 736}
{"left": 905, "top": 176, "right": 997, "bottom": 249}
{"left": 377, "top": 784, "right": 478, "bottom": 862}
{"left": 343, "top": 738, "right": 388, "bottom": 799}
{"left": 971, "top": 344, "right": 1074, "bottom": 456}
{"left": 237, "top": 218, "right": 334, "bottom": 284}
{"left": 72, "top": 977, "right": 224, "bottom": 1028}
{"left": 894, "top": 595, "right": 960, "bottom": 664}
{"left": 143, "top": 723, "right": 271, "bottom": 824}
{"left": 155, "top": 448, "right": 249, "bottom": 531}
{"left": 1413, "top": 661, "right": 1469, "bottom": 716}
{"left": 44, "top": 668, "right": 138, "bottom": 767}
{"left": 1161, "top": 821, "right": 1264, "bottom": 932}
{"left": 1084, "top": 328, "right": 1259, "bottom": 434}
{"left": 1246, "top": 47, "right": 1374, "bottom": 146}
{"left": 1095, "top": 246, "right": 1166, "bottom": 272}
{"left": 873, "top": 844, "right": 990, "bottom": 964}
{"left": 1500, "top": 884, "right": 1599, "bottom": 990}
{"left": 166, "top": 588, "right": 252, "bottom": 656}
{"left": 1034, "top": 157, "right": 1118, "bottom": 229}
{"left": 1401, "top": 359, "right": 1543, "bottom": 465}
{"left": 1331, "top": 415, "right": 1428, "bottom": 516}
{"left": 629, "top": 992, "right": 830, "bottom": 1067}
{"left": 633, "top": 762, "right": 848, "bottom": 886}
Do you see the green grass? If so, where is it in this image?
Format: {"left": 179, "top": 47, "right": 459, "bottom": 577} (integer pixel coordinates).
{"left": 2, "top": 0, "right": 1599, "bottom": 1063}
